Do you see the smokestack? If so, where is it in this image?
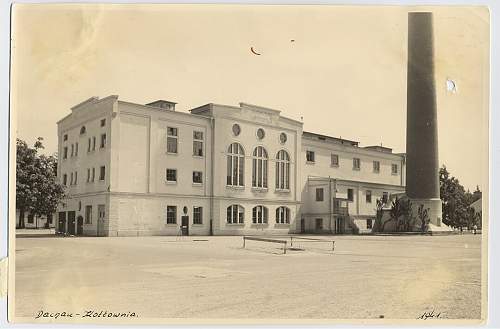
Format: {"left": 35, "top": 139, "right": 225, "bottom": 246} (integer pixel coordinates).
{"left": 406, "top": 12, "right": 443, "bottom": 227}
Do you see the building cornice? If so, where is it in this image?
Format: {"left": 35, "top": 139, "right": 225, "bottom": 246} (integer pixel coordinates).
{"left": 307, "top": 176, "right": 405, "bottom": 189}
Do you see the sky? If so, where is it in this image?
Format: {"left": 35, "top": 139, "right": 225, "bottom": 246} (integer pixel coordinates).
{"left": 10, "top": 4, "right": 489, "bottom": 191}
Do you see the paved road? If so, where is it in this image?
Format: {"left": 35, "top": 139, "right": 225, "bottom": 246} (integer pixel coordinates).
{"left": 14, "top": 234, "right": 482, "bottom": 321}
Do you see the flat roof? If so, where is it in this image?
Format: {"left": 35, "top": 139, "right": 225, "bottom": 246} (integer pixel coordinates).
{"left": 302, "top": 131, "right": 359, "bottom": 146}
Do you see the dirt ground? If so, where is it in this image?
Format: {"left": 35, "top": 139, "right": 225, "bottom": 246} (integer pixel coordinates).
{"left": 14, "top": 233, "right": 482, "bottom": 321}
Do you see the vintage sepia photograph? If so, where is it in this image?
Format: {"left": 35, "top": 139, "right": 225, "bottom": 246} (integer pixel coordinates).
{"left": 8, "top": 3, "right": 489, "bottom": 324}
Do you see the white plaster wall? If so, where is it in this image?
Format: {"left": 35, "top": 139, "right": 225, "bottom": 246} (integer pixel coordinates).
{"left": 108, "top": 195, "right": 211, "bottom": 236}
{"left": 301, "top": 139, "right": 405, "bottom": 187}
{"left": 58, "top": 97, "right": 114, "bottom": 196}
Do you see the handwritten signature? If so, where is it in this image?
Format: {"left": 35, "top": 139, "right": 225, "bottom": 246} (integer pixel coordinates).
{"left": 417, "top": 309, "right": 443, "bottom": 320}
{"left": 35, "top": 310, "right": 138, "bottom": 319}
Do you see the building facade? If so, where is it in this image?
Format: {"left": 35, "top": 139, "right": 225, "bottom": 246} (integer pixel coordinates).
{"left": 56, "top": 96, "right": 405, "bottom": 236}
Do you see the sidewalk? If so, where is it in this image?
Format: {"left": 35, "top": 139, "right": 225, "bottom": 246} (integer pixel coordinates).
{"left": 16, "top": 228, "right": 56, "bottom": 238}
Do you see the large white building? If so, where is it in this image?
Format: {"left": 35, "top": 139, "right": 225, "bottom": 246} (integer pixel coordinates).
{"left": 56, "top": 96, "right": 405, "bottom": 236}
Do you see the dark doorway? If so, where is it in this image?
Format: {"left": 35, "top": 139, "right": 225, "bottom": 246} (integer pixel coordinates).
{"left": 77, "top": 216, "right": 84, "bottom": 235}
{"left": 301, "top": 217, "right": 305, "bottom": 233}
{"left": 67, "top": 211, "right": 76, "bottom": 235}
{"left": 58, "top": 212, "right": 66, "bottom": 234}
{"left": 181, "top": 215, "right": 189, "bottom": 236}
{"left": 97, "top": 204, "right": 106, "bottom": 237}
{"left": 315, "top": 218, "right": 323, "bottom": 232}
{"left": 335, "top": 217, "right": 344, "bottom": 234}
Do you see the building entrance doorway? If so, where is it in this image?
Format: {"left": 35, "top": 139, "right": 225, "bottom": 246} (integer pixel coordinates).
{"left": 76, "top": 216, "right": 84, "bottom": 235}
{"left": 58, "top": 212, "right": 66, "bottom": 234}
{"left": 97, "top": 205, "right": 106, "bottom": 236}
{"left": 67, "top": 211, "right": 76, "bottom": 235}
{"left": 335, "top": 217, "right": 344, "bottom": 234}
{"left": 181, "top": 215, "right": 189, "bottom": 236}
{"left": 300, "top": 217, "right": 305, "bottom": 233}
{"left": 315, "top": 218, "right": 323, "bottom": 232}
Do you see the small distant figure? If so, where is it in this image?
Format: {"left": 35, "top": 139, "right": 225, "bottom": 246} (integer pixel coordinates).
{"left": 473, "top": 224, "right": 478, "bottom": 235}
{"left": 460, "top": 226, "right": 463, "bottom": 234}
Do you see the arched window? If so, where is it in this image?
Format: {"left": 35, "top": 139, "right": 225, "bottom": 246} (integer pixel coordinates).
{"left": 252, "top": 205, "right": 268, "bottom": 224}
{"left": 80, "top": 126, "right": 86, "bottom": 135}
{"left": 227, "top": 205, "right": 244, "bottom": 224}
{"left": 276, "top": 206, "right": 290, "bottom": 224}
{"left": 227, "top": 143, "right": 244, "bottom": 186}
{"left": 252, "top": 146, "right": 268, "bottom": 188}
{"left": 275, "top": 150, "right": 290, "bottom": 190}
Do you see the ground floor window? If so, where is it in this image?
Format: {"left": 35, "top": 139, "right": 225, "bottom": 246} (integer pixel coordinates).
{"left": 367, "top": 218, "right": 373, "bottom": 229}
{"left": 167, "top": 206, "right": 177, "bottom": 224}
{"left": 27, "top": 213, "right": 34, "bottom": 224}
{"left": 193, "top": 206, "right": 203, "bottom": 224}
{"left": 227, "top": 205, "right": 244, "bottom": 224}
{"left": 275, "top": 206, "right": 290, "bottom": 224}
{"left": 252, "top": 206, "right": 268, "bottom": 224}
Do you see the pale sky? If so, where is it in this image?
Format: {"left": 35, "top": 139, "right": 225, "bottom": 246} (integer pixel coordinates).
{"left": 11, "top": 4, "right": 489, "bottom": 191}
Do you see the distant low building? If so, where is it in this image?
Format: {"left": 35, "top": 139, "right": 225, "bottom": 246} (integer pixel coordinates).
{"left": 16, "top": 210, "right": 55, "bottom": 229}
{"left": 56, "top": 96, "right": 406, "bottom": 236}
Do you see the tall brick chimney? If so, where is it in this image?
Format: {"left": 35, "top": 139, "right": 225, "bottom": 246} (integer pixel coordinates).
{"left": 406, "top": 12, "right": 443, "bottom": 227}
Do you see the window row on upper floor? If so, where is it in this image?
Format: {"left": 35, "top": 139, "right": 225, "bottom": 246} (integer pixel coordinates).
{"left": 62, "top": 118, "right": 107, "bottom": 142}
{"left": 62, "top": 134, "right": 107, "bottom": 160}
{"left": 305, "top": 150, "right": 400, "bottom": 175}
{"left": 226, "top": 143, "right": 291, "bottom": 191}
{"left": 167, "top": 127, "right": 204, "bottom": 157}
{"left": 61, "top": 166, "right": 106, "bottom": 186}
{"left": 315, "top": 187, "right": 390, "bottom": 204}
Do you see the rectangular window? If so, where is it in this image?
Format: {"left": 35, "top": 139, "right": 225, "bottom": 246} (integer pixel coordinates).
{"left": 166, "top": 169, "right": 177, "bottom": 182}
{"left": 70, "top": 144, "right": 74, "bottom": 157}
{"left": 100, "top": 134, "right": 107, "bottom": 148}
{"left": 366, "top": 190, "right": 372, "bottom": 203}
{"left": 316, "top": 188, "right": 324, "bottom": 202}
{"left": 63, "top": 174, "right": 67, "bottom": 185}
{"left": 85, "top": 205, "right": 92, "bottom": 224}
{"left": 166, "top": 206, "right": 177, "bottom": 224}
{"left": 306, "top": 150, "right": 315, "bottom": 163}
{"left": 192, "top": 171, "right": 203, "bottom": 184}
{"left": 367, "top": 218, "right": 373, "bottom": 229}
{"left": 63, "top": 147, "right": 68, "bottom": 159}
{"left": 193, "top": 206, "right": 203, "bottom": 224}
{"left": 75, "top": 143, "right": 79, "bottom": 156}
{"left": 392, "top": 164, "right": 398, "bottom": 174}
{"left": 92, "top": 136, "right": 96, "bottom": 151}
{"left": 63, "top": 134, "right": 68, "bottom": 141}
{"left": 91, "top": 167, "right": 95, "bottom": 182}
{"left": 88, "top": 138, "right": 91, "bottom": 152}
{"left": 99, "top": 166, "right": 105, "bottom": 181}
{"left": 74, "top": 171, "right": 78, "bottom": 185}
{"left": 100, "top": 118, "right": 106, "bottom": 127}
{"left": 331, "top": 154, "right": 339, "bottom": 167}
{"left": 70, "top": 172, "right": 73, "bottom": 185}
{"left": 27, "top": 213, "right": 34, "bottom": 224}
{"left": 193, "top": 131, "right": 204, "bottom": 156}
{"left": 87, "top": 168, "right": 90, "bottom": 182}
{"left": 353, "top": 158, "right": 360, "bottom": 170}
{"left": 167, "top": 127, "right": 178, "bottom": 153}
{"left": 47, "top": 214, "right": 53, "bottom": 224}
{"left": 348, "top": 188, "right": 354, "bottom": 201}
{"left": 382, "top": 192, "right": 389, "bottom": 203}
{"left": 373, "top": 161, "right": 380, "bottom": 173}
